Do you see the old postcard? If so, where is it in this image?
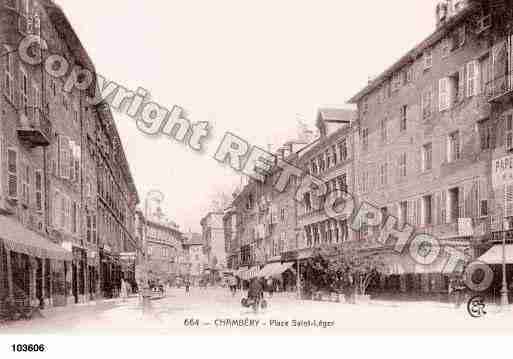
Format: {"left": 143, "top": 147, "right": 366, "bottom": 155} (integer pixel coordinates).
{"left": 1, "top": 0, "right": 513, "bottom": 347}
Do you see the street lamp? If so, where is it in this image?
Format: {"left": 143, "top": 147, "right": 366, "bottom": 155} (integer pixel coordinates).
{"left": 501, "top": 230, "right": 509, "bottom": 307}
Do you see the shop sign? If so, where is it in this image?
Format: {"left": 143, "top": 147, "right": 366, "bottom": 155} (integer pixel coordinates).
{"left": 281, "top": 251, "right": 298, "bottom": 262}
{"left": 492, "top": 154, "right": 513, "bottom": 188}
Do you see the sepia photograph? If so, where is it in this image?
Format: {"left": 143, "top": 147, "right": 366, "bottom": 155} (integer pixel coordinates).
{"left": 1, "top": 0, "right": 513, "bottom": 353}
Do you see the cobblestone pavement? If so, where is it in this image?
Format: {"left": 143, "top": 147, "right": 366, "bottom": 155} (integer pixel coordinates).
{"left": 1, "top": 287, "right": 512, "bottom": 334}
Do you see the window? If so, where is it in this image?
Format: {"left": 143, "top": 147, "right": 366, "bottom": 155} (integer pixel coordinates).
{"left": 162, "top": 247, "right": 168, "bottom": 257}
{"left": 304, "top": 192, "right": 312, "bottom": 212}
{"left": 422, "top": 143, "right": 432, "bottom": 171}
{"left": 379, "top": 162, "right": 387, "bottom": 186}
{"left": 362, "top": 97, "right": 369, "bottom": 114}
{"left": 331, "top": 145, "right": 338, "bottom": 165}
{"left": 400, "top": 105, "right": 407, "bottom": 131}
{"left": 305, "top": 226, "right": 313, "bottom": 247}
{"left": 7, "top": 149, "right": 17, "bottom": 199}
{"left": 439, "top": 78, "right": 451, "bottom": 111}
{"left": 422, "top": 86, "right": 433, "bottom": 119}
{"left": 480, "top": 55, "right": 491, "bottom": 96}
{"left": 21, "top": 163, "right": 30, "bottom": 205}
{"left": 20, "top": 67, "right": 29, "bottom": 115}
{"left": 505, "top": 115, "right": 513, "bottom": 151}
{"left": 35, "top": 170, "right": 43, "bottom": 211}
{"left": 71, "top": 201, "right": 78, "bottom": 234}
{"left": 148, "top": 246, "right": 153, "bottom": 256}
{"left": 448, "top": 131, "right": 461, "bottom": 162}
{"left": 448, "top": 188, "right": 460, "bottom": 223}
{"left": 337, "top": 174, "right": 347, "bottom": 193}
{"left": 399, "top": 153, "right": 407, "bottom": 178}
{"left": 452, "top": 25, "right": 466, "bottom": 49}
{"left": 392, "top": 72, "right": 402, "bottom": 92}
{"left": 380, "top": 118, "right": 387, "bottom": 142}
{"left": 450, "top": 70, "right": 463, "bottom": 103}
{"left": 479, "top": 119, "right": 492, "bottom": 150}
{"left": 399, "top": 201, "right": 408, "bottom": 226}
{"left": 318, "top": 155, "right": 325, "bottom": 172}
{"left": 361, "top": 128, "right": 369, "bottom": 150}
{"left": 405, "top": 66, "right": 415, "bottom": 84}
{"left": 466, "top": 61, "right": 479, "bottom": 97}
{"left": 480, "top": 200, "right": 488, "bottom": 217}
{"left": 325, "top": 150, "right": 331, "bottom": 169}
{"left": 424, "top": 50, "right": 433, "bottom": 70}
{"left": 280, "top": 208, "right": 286, "bottom": 222}
{"left": 423, "top": 195, "right": 433, "bottom": 226}
{"left": 311, "top": 159, "right": 318, "bottom": 175}
{"left": 86, "top": 213, "right": 91, "bottom": 242}
{"left": 339, "top": 139, "right": 348, "bottom": 161}
{"left": 441, "top": 38, "right": 452, "bottom": 58}
{"left": 4, "top": 46, "right": 14, "bottom": 101}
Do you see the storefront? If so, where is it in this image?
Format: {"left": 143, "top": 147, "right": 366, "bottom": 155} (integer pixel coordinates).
{"left": 0, "top": 215, "right": 72, "bottom": 309}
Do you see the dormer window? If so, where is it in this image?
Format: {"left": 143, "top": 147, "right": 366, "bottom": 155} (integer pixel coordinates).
{"left": 424, "top": 50, "right": 433, "bottom": 70}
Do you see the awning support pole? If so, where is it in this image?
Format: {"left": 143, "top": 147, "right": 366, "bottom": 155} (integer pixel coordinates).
{"left": 296, "top": 258, "right": 301, "bottom": 300}
{"left": 501, "top": 232, "right": 509, "bottom": 307}
{"left": 6, "top": 249, "right": 13, "bottom": 298}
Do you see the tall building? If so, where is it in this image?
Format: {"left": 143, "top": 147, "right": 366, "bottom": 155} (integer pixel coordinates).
{"left": 145, "top": 218, "right": 182, "bottom": 281}
{"left": 347, "top": 0, "right": 512, "bottom": 296}
{"left": 182, "top": 231, "right": 206, "bottom": 284}
{"left": 0, "top": 0, "right": 139, "bottom": 308}
{"left": 201, "top": 212, "right": 227, "bottom": 277}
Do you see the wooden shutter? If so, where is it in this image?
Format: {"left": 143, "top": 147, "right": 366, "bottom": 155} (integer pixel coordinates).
{"left": 60, "top": 136, "right": 69, "bottom": 179}
{"left": 7, "top": 149, "right": 17, "bottom": 199}
{"left": 458, "top": 66, "right": 466, "bottom": 102}
{"left": 35, "top": 171, "right": 42, "bottom": 211}
{"left": 458, "top": 186, "right": 465, "bottom": 219}
{"left": 504, "top": 184, "right": 513, "bottom": 218}
{"left": 441, "top": 191, "right": 447, "bottom": 224}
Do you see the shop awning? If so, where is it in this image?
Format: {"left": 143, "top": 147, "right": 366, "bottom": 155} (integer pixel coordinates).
{"left": 0, "top": 215, "right": 72, "bottom": 261}
{"left": 238, "top": 267, "right": 260, "bottom": 280}
{"left": 477, "top": 244, "right": 513, "bottom": 265}
{"left": 258, "top": 262, "right": 295, "bottom": 278}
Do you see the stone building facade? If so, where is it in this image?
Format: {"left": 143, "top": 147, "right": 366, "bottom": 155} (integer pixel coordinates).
{"left": 145, "top": 219, "right": 182, "bottom": 281}
{"left": 347, "top": 0, "right": 513, "bottom": 297}
{"left": 0, "top": 0, "right": 139, "bottom": 309}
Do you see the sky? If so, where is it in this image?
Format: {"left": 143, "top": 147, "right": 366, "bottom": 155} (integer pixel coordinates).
{"left": 60, "top": 0, "right": 439, "bottom": 232}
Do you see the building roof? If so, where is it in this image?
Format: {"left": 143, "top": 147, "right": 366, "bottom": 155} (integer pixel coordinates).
{"left": 318, "top": 108, "right": 355, "bottom": 123}
{"left": 347, "top": 2, "right": 478, "bottom": 104}
{"left": 183, "top": 232, "right": 204, "bottom": 246}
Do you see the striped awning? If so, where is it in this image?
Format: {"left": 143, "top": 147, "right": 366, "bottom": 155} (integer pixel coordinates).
{"left": 238, "top": 266, "right": 260, "bottom": 280}
{"left": 0, "top": 215, "right": 72, "bottom": 261}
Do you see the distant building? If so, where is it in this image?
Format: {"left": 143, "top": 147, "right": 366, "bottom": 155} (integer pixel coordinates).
{"left": 201, "top": 212, "right": 227, "bottom": 272}
{"left": 182, "top": 232, "right": 207, "bottom": 283}
{"left": 145, "top": 218, "right": 182, "bottom": 281}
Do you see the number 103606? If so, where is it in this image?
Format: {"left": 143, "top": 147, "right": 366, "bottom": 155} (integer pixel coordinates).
{"left": 11, "top": 344, "right": 47, "bottom": 352}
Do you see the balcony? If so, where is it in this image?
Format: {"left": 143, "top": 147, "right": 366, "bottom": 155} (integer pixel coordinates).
{"left": 491, "top": 229, "right": 513, "bottom": 243}
{"left": 17, "top": 107, "right": 52, "bottom": 147}
{"left": 486, "top": 75, "right": 513, "bottom": 104}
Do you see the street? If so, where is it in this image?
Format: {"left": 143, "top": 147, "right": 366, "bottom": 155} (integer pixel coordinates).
{"left": 1, "top": 287, "right": 513, "bottom": 334}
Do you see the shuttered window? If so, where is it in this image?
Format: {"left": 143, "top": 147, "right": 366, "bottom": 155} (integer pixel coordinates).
{"left": 439, "top": 78, "right": 450, "bottom": 111}
{"left": 19, "top": 67, "right": 29, "bottom": 115}
{"left": 35, "top": 170, "right": 43, "bottom": 211}
{"left": 466, "top": 61, "right": 480, "bottom": 97}
{"left": 505, "top": 184, "right": 513, "bottom": 218}
{"left": 4, "top": 46, "right": 14, "bottom": 102}
{"left": 7, "top": 148, "right": 17, "bottom": 199}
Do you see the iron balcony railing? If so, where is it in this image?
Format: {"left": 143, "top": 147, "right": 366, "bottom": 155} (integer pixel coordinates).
{"left": 17, "top": 106, "right": 52, "bottom": 147}
{"left": 491, "top": 229, "right": 513, "bottom": 243}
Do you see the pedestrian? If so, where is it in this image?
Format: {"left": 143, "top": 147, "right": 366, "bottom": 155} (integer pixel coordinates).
{"left": 185, "top": 278, "right": 190, "bottom": 294}
{"left": 267, "top": 277, "right": 274, "bottom": 298}
{"left": 120, "top": 278, "right": 128, "bottom": 302}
